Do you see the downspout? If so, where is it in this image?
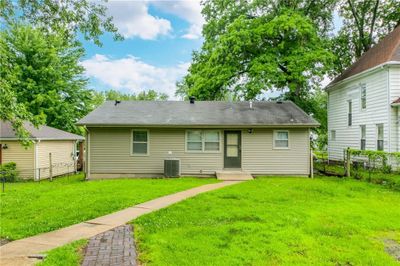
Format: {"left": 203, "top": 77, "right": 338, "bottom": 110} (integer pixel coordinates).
{"left": 85, "top": 127, "right": 90, "bottom": 180}
{"left": 387, "top": 67, "right": 391, "bottom": 154}
{"left": 34, "top": 140, "right": 39, "bottom": 180}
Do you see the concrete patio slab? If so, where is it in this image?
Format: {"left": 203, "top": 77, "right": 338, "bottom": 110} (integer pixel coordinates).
{"left": 0, "top": 180, "right": 243, "bottom": 265}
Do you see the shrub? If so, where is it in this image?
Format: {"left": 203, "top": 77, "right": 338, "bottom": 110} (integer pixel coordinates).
{"left": 0, "top": 162, "right": 19, "bottom": 182}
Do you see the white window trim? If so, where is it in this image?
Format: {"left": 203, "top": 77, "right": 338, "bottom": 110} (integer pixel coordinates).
{"left": 360, "top": 84, "right": 367, "bottom": 111}
{"left": 376, "top": 124, "right": 384, "bottom": 151}
{"left": 131, "top": 129, "right": 150, "bottom": 156}
{"left": 185, "top": 130, "right": 222, "bottom": 153}
{"left": 273, "top": 130, "right": 290, "bottom": 150}
{"left": 360, "top": 125, "right": 366, "bottom": 150}
{"left": 347, "top": 100, "right": 352, "bottom": 127}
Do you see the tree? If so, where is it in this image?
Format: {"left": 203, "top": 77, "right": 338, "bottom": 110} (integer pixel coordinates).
{"left": 1, "top": 0, "right": 122, "bottom": 46}
{"left": 93, "top": 89, "right": 169, "bottom": 105}
{"left": 178, "top": 8, "right": 334, "bottom": 100}
{"left": 331, "top": 0, "right": 400, "bottom": 75}
{"left": 1, "top": 24, "right": 97, "bottom": 136}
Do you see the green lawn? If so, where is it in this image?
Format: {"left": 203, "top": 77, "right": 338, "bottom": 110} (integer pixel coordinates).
{"left": 0, "top": 174, "right": 217, "bottom": 240}
{"left": 37, "top": 240, "right": 87, "bottom": 266}
{"left": 133, "top": 177, "right": 400, "bottom": 265}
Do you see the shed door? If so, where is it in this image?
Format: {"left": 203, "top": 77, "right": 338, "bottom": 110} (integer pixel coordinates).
{"left": 224, "top": 131, "right": 241, "bottom": 168}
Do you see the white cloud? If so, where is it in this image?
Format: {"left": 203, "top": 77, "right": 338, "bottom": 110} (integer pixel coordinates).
{"left": 81, "top": 54, "right": 189, "bottom": 97}
{"left": 152, "top": 0, "right": 204, "bottom": 39}
{"left": 106, "top": 1, "right": 172, "bottom": 40}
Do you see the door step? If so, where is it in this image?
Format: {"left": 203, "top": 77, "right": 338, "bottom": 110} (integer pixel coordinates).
{"left": 216, "top": 171, "right": 253, "bottom": 181}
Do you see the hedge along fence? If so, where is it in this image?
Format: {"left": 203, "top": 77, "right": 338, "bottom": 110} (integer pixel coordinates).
{"left": 346, "top": 148, "right": 400, "bottom": 177}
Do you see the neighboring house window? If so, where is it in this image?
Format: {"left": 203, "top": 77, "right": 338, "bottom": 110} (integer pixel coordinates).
{"left": 377, "top": 124, "right": 384, "bottom": 151}
{"left": 331, "top": 130, "right": 336, "bottom": 141}
{"left": 348, "top": 100, "right": 352, "bottom": 126}
{"left": 186, "top": 130, "right": 220, "bottom": 152}
{"left": 132, "top": 130, "right": 149, "bottom": 155}
{"left": 360, "top": 84, "right": 367, "bottom": 109}
{"left": 360, "top": 125, "right": 366, "bottom": 150}
{"left": 274, "top": 130, "right": 289, "bottom": 149}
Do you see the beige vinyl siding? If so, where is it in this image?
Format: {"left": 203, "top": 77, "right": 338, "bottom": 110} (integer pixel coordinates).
{"left": 36, "top": 140, "right": 76, "bottom": 179}
{"left": 242, "top": 128, "right": 310, "bottom": 175}
{"left": 89, "top": 128, "right": 223, "bottom": 175}
{"left": 1, "top": 141, "right": 34, "bottom": 178}
{"left": 328, "top": 69, "right": 389, "bottom": 161}
{"left": 88, "top": 127, "right": 311, "bottom": 177}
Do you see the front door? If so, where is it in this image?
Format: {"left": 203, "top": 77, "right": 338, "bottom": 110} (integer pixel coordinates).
{"left": 224, "top": 131, "right": 241, "bottom": 168}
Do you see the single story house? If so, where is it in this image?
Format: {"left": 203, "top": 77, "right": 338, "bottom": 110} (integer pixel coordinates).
{"left": 77, "top": 100, "right": 318, "bottom": 179}
{"left": 0, "top": 121, "right": 84, "bottom": 179}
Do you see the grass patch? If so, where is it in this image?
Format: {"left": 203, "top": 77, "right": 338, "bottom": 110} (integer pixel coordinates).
{"left": 0, "top": 173, "right": 217, "bottom": 240}
{"left": 133, "top": 177, "right": 400, "bottom": 265}
{"left": 315, "top": 161, "right": 400, "bottom": 191}
{"left": 37, "top": 239, "right": 87, "bottom": 266}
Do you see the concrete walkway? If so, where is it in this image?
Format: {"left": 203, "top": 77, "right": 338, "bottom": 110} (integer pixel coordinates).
{"left": 0, "top": 181, "right": 242, "bottom": 265}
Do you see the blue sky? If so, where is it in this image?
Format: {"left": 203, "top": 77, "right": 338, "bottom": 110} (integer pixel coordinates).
{"left": 81, "top": 1, "right": 342, "bottom": 98}
{"left": 81, "top": 1, "right": 204, "bottom": 98}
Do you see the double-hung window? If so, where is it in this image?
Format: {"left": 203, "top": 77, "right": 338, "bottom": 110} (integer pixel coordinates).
{"left": 187, "top": 130, "right": 202, "bottom": 151}
{"left": 360, "top": 84, "right": 367, "bottom": 109}
{"left": 348, "top": 100, "right": 352, "bottom": 126}
{"left": 186, "top": 130, "right": 220, "bottom": 152}
{"left": 360, "top": 125, "right": 366, "bottom": 150}
{"left": 204, "top": 131, "right": 220, "bottom": 151}
{"left": 132, "top": 130, "right": 149, "bottom": 155}
{"left": 377, "top": 124, "right": 384, "bottom": 151}
{"left": 274, "top": 130, "right": 289, "bottom": 149}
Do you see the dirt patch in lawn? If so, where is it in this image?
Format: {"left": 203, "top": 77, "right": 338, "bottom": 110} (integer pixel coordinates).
{"left": 0, "top": 238, "right": 10, "bottom": 246}
{"left": 383, "top": 238, "right": 400, "bottom": 261}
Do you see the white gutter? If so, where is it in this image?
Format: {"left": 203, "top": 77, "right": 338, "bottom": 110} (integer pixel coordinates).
{"left": 326, "top": 61, "right": 400, "bottom": 91}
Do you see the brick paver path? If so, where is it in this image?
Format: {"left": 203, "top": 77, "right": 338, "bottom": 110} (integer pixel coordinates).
{"left": 82, "top": 225, "right": 136, "bottom": 266}
{"left": 0, "top": 181, "right": 243, "bottom": 266}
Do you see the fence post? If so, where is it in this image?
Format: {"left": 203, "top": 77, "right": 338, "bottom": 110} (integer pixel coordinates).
{"left": 310, "top": 148, "right": 314, "bottom": 179}
{"left": 346, "top": 147, "right": 351, "bottom": 177}
{"left": 49, "top": 153, "right": 53, "bottom": 181}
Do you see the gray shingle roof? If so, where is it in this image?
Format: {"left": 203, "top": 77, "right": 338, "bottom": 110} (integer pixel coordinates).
{"left": 0, "top": 121, "right": 84, "bottom": 140}
{"left": 77, "top": 101, "right": 319, "bottom": 127}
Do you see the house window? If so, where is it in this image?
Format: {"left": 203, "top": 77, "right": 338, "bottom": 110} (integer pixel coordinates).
{"left": 132, "top": 130, "right": 149, "bottom": 155}
{"left": 274, "top": 130, "right": 289, "bottom": 149}
{"left": 204, "top": 131, "right": 220, "bottom": 151}
{"left": 348, "top": 100, "right": 352, "bottom": 126}
{"left": 360, "top": 84, "right": 366, "bottom": 109}
{"left": 360, "top": 125, "right": 366, "bottom": 150}
{"left": 331, "top": 130, "right": 336, "bottom": 141}
{"left": 377, "top": 124, "right": 384, "bottom": 151}
{"left": 186, "top": 130, "right": 220, "bottom": 152}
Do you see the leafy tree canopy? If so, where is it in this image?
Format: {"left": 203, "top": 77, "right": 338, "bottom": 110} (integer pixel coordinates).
{"left": 330, "top": 0, "right": 400, "bottom": 75}
{"left": 178, "top": 8, "right": 334, "bottom": 100}
{"left": 93, "top": 89, "right": 169, "bottom": 106}
{"left": 1, "top": 0, "right": 122, "bottom": 46}
{"left": 0, "top": 24, "right": 97, "bottom": 138}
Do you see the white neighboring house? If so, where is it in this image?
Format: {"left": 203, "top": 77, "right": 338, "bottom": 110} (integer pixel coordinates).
{"left": 327, "top": 26, "right": 400, "bottom": 162}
